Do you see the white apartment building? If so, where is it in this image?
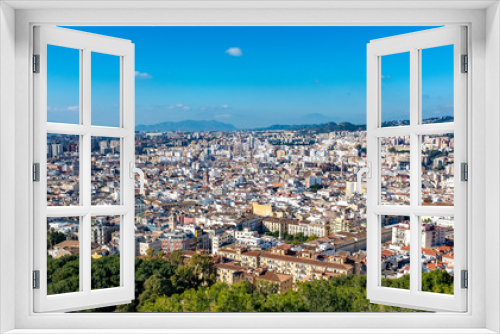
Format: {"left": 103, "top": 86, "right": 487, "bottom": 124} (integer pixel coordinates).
{"left": 139, "top": 238, "right": 161, "bottom": 256}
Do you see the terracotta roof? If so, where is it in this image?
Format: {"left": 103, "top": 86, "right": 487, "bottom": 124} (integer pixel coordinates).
{"left": 381, "top": 250, "right": 394, "bottom": 258}
{"left": 257, "top": 271, "right": 292, "bottom": 283}
{"left": 53, "top": 240, "right": 79, "bottom": 249}
{"left": 219, "top": 248, "right": 237, "bottom": 254}
{"left": 443, "top": 252, "right": 454, "bottom": 259}
{"left": 423, "top": 248, "right": 438, "bottom": 256}
{"left": 425, "top": 262, "right": 446, "bottom": 270}
{"left": 437, "top": 245, "right": 453, "bottom": 253}
{"left": 242, "top": 251, "right": 261, "bottom": 257}
{"left": 214, "top": 261, "right": 243, "bottom": 271}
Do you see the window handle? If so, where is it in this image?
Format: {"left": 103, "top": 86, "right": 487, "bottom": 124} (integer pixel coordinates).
{"left": 356, "top": 162, "right": 371, "bottom": 193}
{"left": 130, "top": 162, "right": 145, "bottom": 195}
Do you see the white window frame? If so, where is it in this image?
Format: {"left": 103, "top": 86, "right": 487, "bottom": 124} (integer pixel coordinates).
{"left": 365, "top": 26, "right": 468, "bottom": 312}
{"left": 33, "top": 26, "right": 136, "bottom": 312}
{"left": 0, "top": 1, "right": 499, "bottom": 333}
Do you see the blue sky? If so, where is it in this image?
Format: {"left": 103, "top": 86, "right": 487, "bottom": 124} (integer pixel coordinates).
{"left": 47, "top": 26, "right": 454, "bottom": 128}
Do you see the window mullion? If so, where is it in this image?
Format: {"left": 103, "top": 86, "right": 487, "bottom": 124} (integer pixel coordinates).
{"left": 409, "top": 47, "right": 420, "bottom": 294}
{"left": 82, "top": 213, "right": 91, "bottom": 293}
{"left": 82, "top": 48, "right": 91, "bottom": 209}
{"left": 122, "top": 50, "right": 135, "bottom": 292}
{"left": 82, "top": 47, "right": 92, "bottom": 294}
{"left": 366, "top": 50, "right": 380, "bottom": 296}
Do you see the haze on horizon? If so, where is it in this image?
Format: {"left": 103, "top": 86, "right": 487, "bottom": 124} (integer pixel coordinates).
{"left": 48, "top": 26, "right": 454, "bottom": 128}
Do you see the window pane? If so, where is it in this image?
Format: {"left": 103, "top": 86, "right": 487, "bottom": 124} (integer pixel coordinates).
{"left": 91, "top": 52, "right": 121, "bottom": 127}
{"left": 91, "top": 136, "right": 120, "bottom": 205}
{"left": 381, "top": 52, "right": 410, "bottom": 127}
{"left": 47, "top": 133, "right": 80, "bottom": 206}
{"left": 421, "top": 216, "right": 454, "bottom": 295}
{"left": 421, "top": 134, "right": 454, "bottom": 206}
{"left": 91, "top": 215, "right": 121, "bottom": 290}
{"left": 47, "top": 217, "right": 80, "bottom": 295}
{"left": 381, "top": 215, "right": 410, "bottom": 289}
{"left": 421, "top": 45, "right": 454, "bottom": 124}
{"left": 380, "top": 136, "right": 410, "bottom": 205}
{"left": 47, "top": 45, "right": 80, "bottom": 124}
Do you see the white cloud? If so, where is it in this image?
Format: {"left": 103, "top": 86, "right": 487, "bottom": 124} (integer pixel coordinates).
{"left": 225, "top": 47, "right": 243, "bottom": 57}
{"left": 221, "top": 104, "right": 229, "bottom": 108}
{"left": 48, "top": 106, "right": 79, "bottom": 113}
{"left": 135, "top": 71, "right": 152, "bottom": 79}
{"left": 164, "top": 104, "right": 191, "bottom": 111}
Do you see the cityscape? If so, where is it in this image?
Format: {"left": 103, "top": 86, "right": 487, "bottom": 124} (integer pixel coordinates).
{"left": 46, "top": 121, "right": 456, "bottom": 312}
{"left": 42, "top": 24, "right": 456, "bottom": 313}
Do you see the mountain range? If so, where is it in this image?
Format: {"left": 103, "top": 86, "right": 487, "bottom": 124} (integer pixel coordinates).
{"left": 254, "top": 122, "right": 365, "bottom": 132}
{"left": 136, "top": 120, "right": 238, "bottom": 132}
{"left": 136, "top": 116, "right": 453, "bottom": 133}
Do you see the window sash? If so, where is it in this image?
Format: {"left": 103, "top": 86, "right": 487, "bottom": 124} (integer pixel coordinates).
{"left": 33, "top": 26, "right": 136, "bottom": 313}
{"left": 366, "top": 26, "right": 468, "bottom": 312}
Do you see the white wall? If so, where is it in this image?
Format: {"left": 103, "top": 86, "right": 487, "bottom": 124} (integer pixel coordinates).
{"left": 0, "top": 2, "right": 16, "bottom": 333}
{"left": 4, "top": 4, "right": 496, "bottom": 332}
{"left": 485, "top": 2, "right": 500, "bottom": 333}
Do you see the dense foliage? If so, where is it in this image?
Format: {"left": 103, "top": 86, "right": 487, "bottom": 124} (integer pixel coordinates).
{"left": 47, "top": 229, "right": 67, "bottom": 250}
{"left": 421, "top": 270, "right": 454, "bottom": 294}
{"left": 47, "top": 254, "right": 453, "bottom": 313}
{"left": 264, "top": 231, "right": 318, "bottom": 245}
{"left": 91, "top": 255, "right": 121, "bottom": 290}
{"left": 47, "top": 254, "right": 79, "bottom": 295}
{"left": 140, "top": 274, "right": 419, "bottom": 312}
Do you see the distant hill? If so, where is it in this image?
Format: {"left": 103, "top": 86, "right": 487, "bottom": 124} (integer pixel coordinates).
{"left": 422, "top": 115, "right": 454, "bottom": 124}
{"left": 136, "top": 116, "right": 453, "bottom": 133}
{"left": 256, "top": 116, "right": 453, "bottom": 133}
{"left": 304, "top": 122, "right": 366, "bottom": 133}
{"left": 381, "top": 115, "right": 454, "bottom": 127}
{"left": 255, "top": 121, "right": 365, "bottom": 133}
{"left": 136, "top": 120, "right": 238, "bottom": 132}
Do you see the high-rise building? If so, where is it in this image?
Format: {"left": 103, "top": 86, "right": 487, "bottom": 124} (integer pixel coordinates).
{"left": 50, "top": 143, "right": 63, "bottom": 157}
{"left": 203, "top": 169, "right": 209, "bottom": 184}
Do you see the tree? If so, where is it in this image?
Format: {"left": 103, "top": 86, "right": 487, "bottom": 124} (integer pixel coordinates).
{"left": 188, "top": 254, "right": 216, "bottom": 287}
{"left": 170, "top": 253, "right": 216, "bottom": 291}
{"left": 421, "top": 270, "right": 454, "bottom": 294}
{"left": 91, "top": 254, "right": 120, "bottom": 290}
{"left": 171, "top": 265, "right": 197, "bottom": 291}
{"left": 169, "top": 249, "right": 185, "bottom": 267}
{"left": 137, "top": 273, "right": 174, "bottom": 307}
{"left": 146, "top": 248, "right": 155, "bottom": 259}
{"left": 48, "top": 253, "right": 451, "bottom": 313}
{"left": 47, "top": 254, "right": 79, "bottom": 295}
{"left": 382, "top": 274, "right": 410, "bottom": 290}
{"left": 309, "top": 184, "right": 323, "bottom": 192}
{"left": 47, "top": 229, "right": 67, "bottom": 249}
{"left": 116, "top": 256, "right": 177, "bottom": 312}
{"left": 141, "top": 274, "right": 427, "bottom": 313}
{"left": 255, "top": 280, "right": 279, "bottom": 297}
{"left": 306, "top": 235, "right": 318, "bottom": 242}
